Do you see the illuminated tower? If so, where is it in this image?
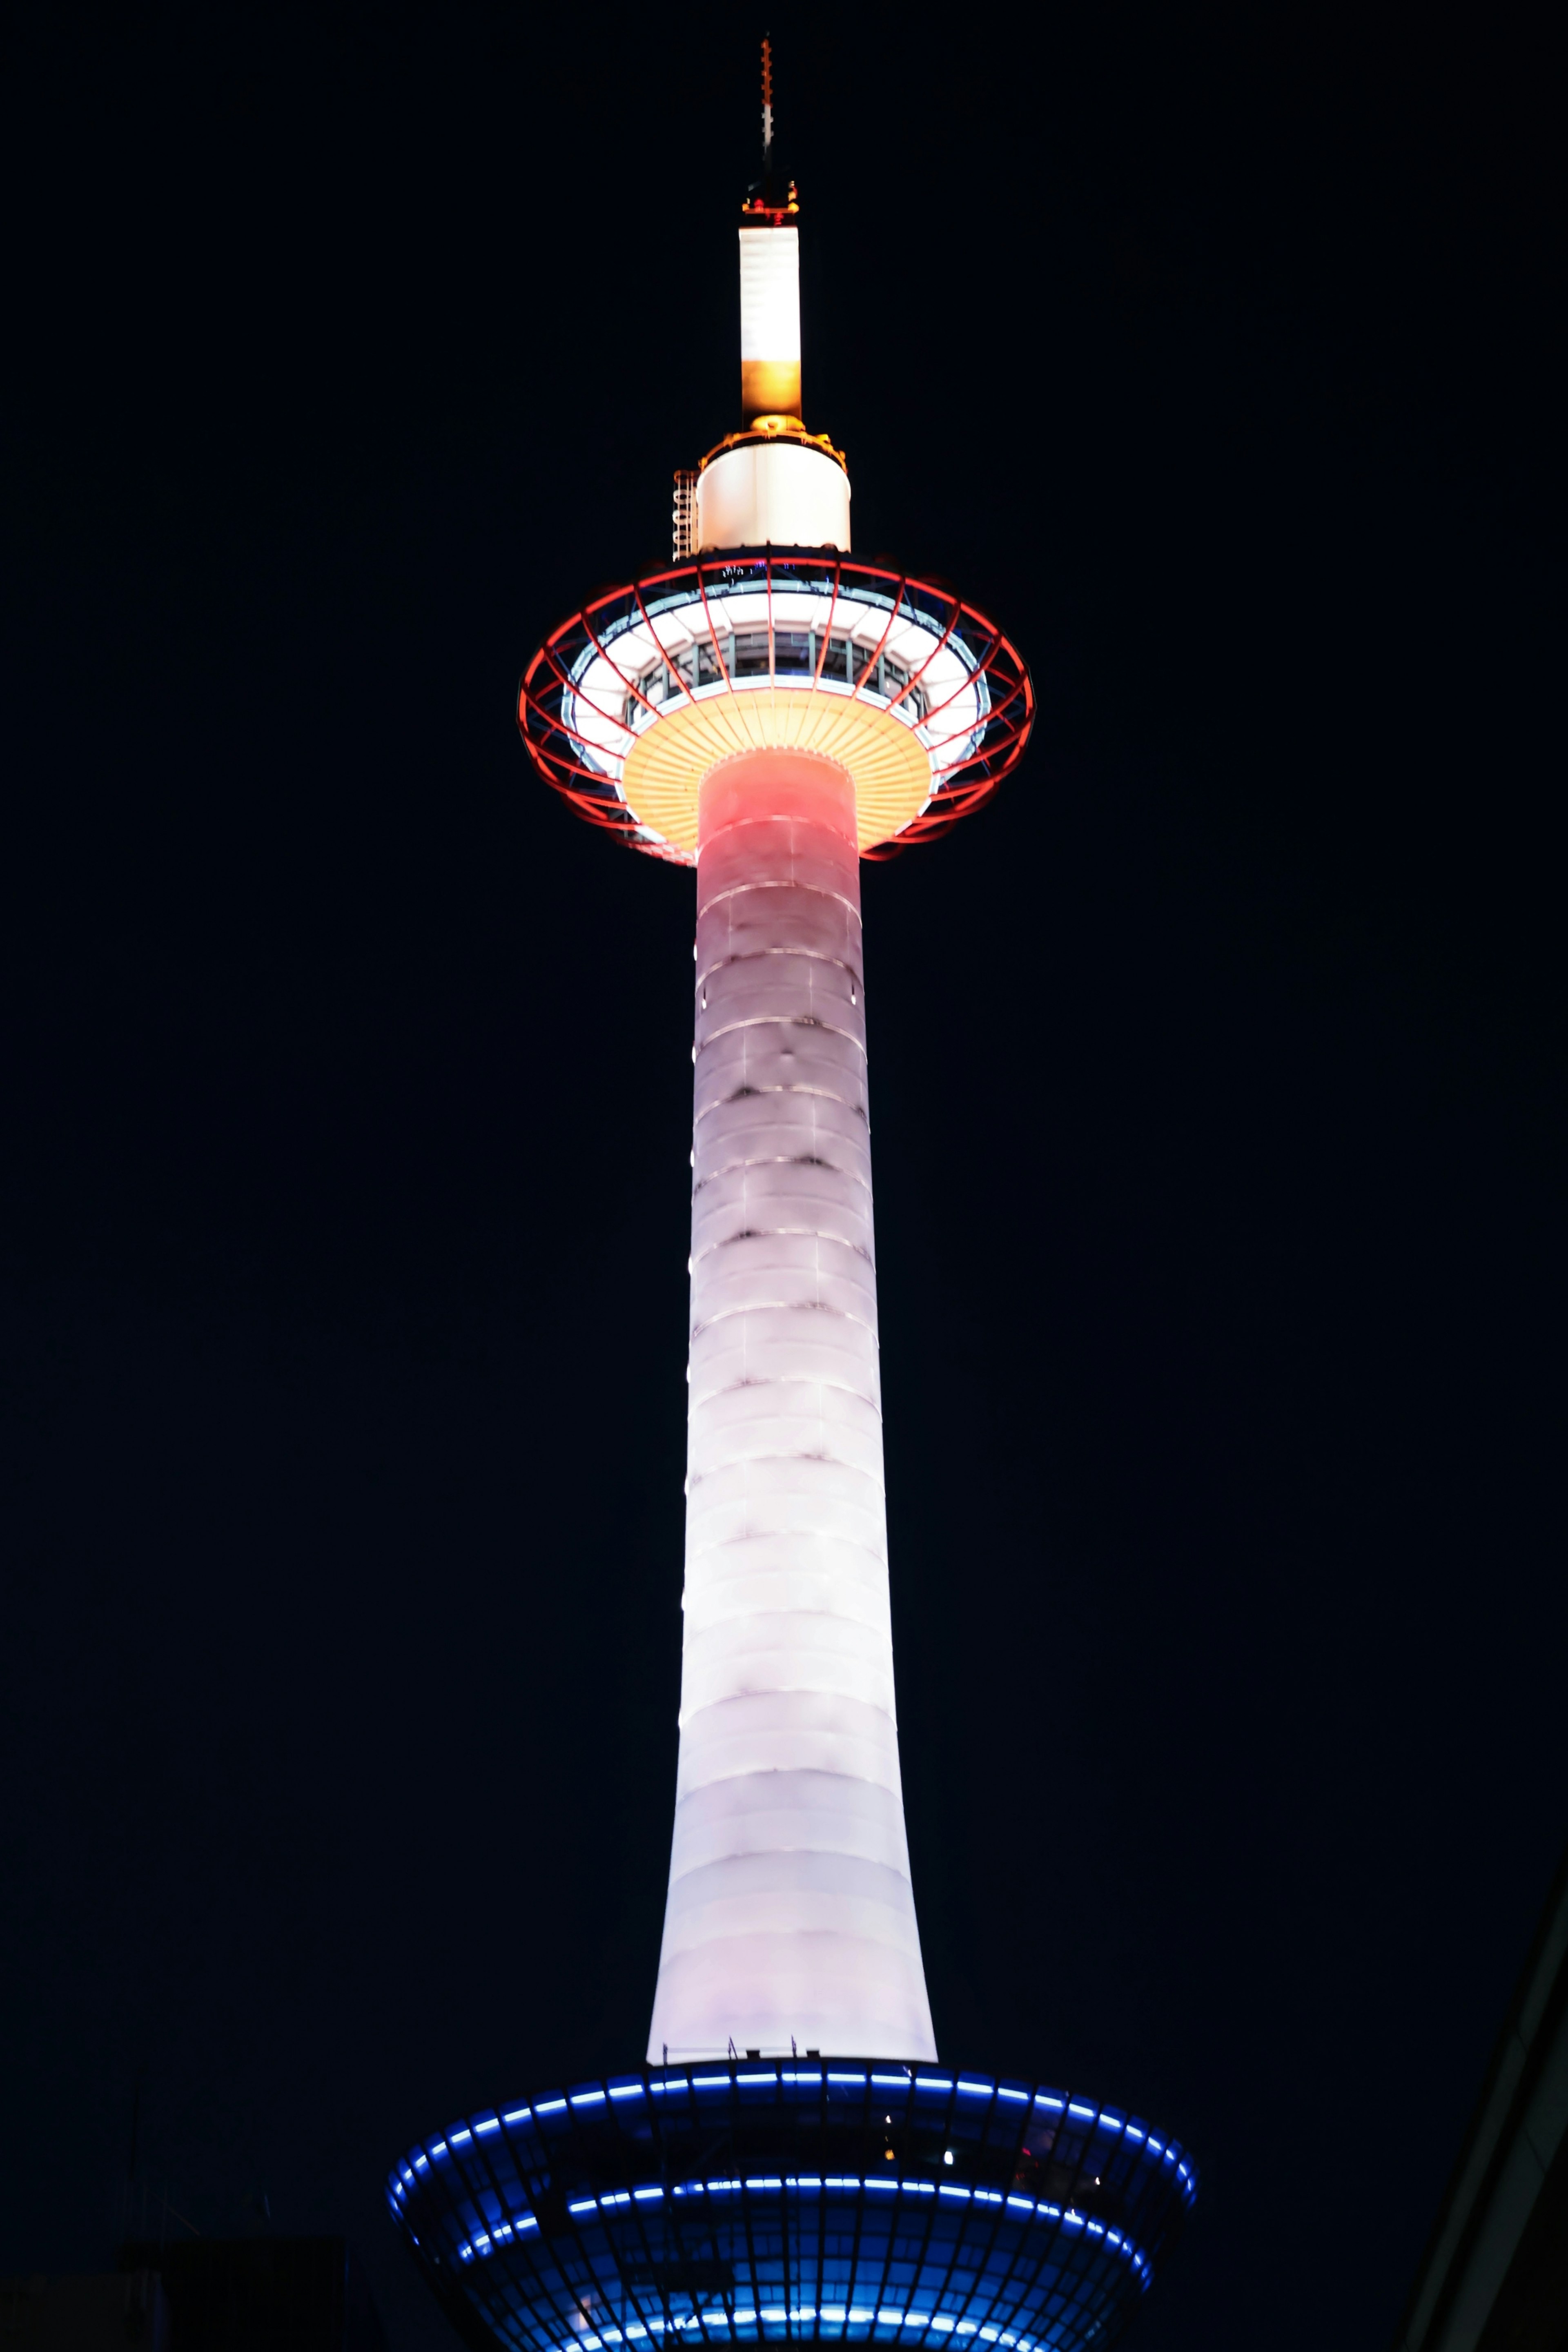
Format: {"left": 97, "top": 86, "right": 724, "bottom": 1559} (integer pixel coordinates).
{"left": 389, "top": 49, "right": 1195, "bottom": 2352}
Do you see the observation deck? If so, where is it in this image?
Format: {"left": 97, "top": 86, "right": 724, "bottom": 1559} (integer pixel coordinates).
{"left": 388, "top": 2061, "right": 1196, "bottom": 2352}
{"left": 518, "top": 556, "right": 1033, "bottom": 864}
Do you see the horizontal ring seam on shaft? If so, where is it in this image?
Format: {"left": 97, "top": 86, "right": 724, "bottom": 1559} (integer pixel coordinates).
{"left": 683, "top": 1601, "right": 890, "bottom": 1624}
{"left": 697, "top": 994, "right": 863, "bottom": 1022}
{"left": 689, "top": 1299, "right": 878, "bottom": 1338}
{"left": 684, "top": 1518, "right": 888, "bottom": 1543}
{"left": 664, "top": 1867, "right": 918, "bottom": 1898}
{"left": 705, "top": 875, "right": 860, "bottom": 889}
{"left": 696, "top": 1087, "right": 867, "bottom": 1122}
{"left": 686, "top": 1439, "right": 884, "bottom": 1458}
{"left": 698, "top": 1017, "right": 866, "bottom": 1054}
{"left": 691, "top": 1571, "right": 893, "bottom": 1590}
{"left": 679, "top": 1660, "right": 897, "bottom": 1686}
{"left": 696, "top": 1232, "right": 879, "bottom": 1251}
{"left": 671, "top": 1782, "right": 903, "bottom": 1809}
{"left": 701, "top": 826, "right": 859, "bottom": 853}
{"left": 700, "top": 1143, "right": 870, "bottom": 1171}
{"left": 702, "top": 834, "right": 858, "bottom": 851}
{"left": 683, "top": 1616, "right": 893, "bottom": 1638}
{"left": 666, "top": 1880, "right": 916, "bottom": 1907}
{"left": 677, "top": 1694, "right": 900, "bottom": 1728}
{"left": 697, "top": 943, "right": 861, "bottom": 964}
{"left": 686, "top": 1446, "right": 883, "bottom": 1473}
{"left": 684, "top": 1534, "right": 887, "bottom": 1560}
{"left": 679, "top": 1598, "right": 893, "bottom": 1629}
{"left": 687, "top": 1360, "right": 881, "bottom": 1389}
{"left": 695, "top": 1138, "right": 869, "bottom": 1157}
{"left": 673, "top": 1765, "right": 902, "bottom": 1794}
{"left": 685, "top": 1575, "right": 889, "bottom": 1595}
{"left": 685, "top": 1550, "right": 888, "bottom": 1572}
{"left": 685, "top": 1522, "right": 887, "bottom": 1542}
{"left": 691, "top": 1373, "right": 884, "bottom": 1411}
{"left": 659, "top": 1871, "right": 915, "bottom": 1897}
{"left": 685, "top": 1561, "right": 888, "bottom": 1583}
{"left": 691, "top": 1219, "right": 873, "bottom": 1243}
{"left": 705, "top": 950, "right": 865, "bottom": 969}
{"left": 685, "top": 1481, "right": 884, "bottom": 1504}
{"left": 688, "top": 1394, "right": 880, "bottom": 1424}
{"left": 683, "top": 1568, "right": 890, "bottom": 1594}
{"left": 695, "top": 1157, "right": 871, "bottom": 1195}
{"left": 688, "top": 1381, "right": 881, "bottom": 1415}
{"left": 665, "top": 1842, "right": 915, "bottom": 1872}
{"left": 680, "top": 1617, "right": 894, "bottom": 1640}
{"left": 699, "top": 886, "right": 862, "bottom": 925}
{"left": 697, "top": 997, "right": 862, "bottom": 1020}
{"left": 703, "top": 865, "right": 859, "bottom": 884}
{"left": 691, "top": 1218, "right": 873, "bottom": 1247}
{"left": 661, "top": 1907, "right": 920, "bottom": 1938}
{"left": 680, "top": 1647, "right": 894, "bottom": 1667}
{"left": 677, "top": 1703, "right": 902, "bottom": 1722}
{"left": 700, "top": 964, "right": 865, "bottom": 992}
{"left": 699, "top": 1010, "right": 862, "bottom": 1032}
{"left": 675, "top": 1748, "right": 902, "bottom": 1771}
{"left": 694, "top": 1154, "right": 869, "bottom": 1180}
{"left": 691, "top": 1235, "right": 874, "bottom": 1270}
{"left": 688, "top": 1451, "right": 884, "bottom": 1479}
{"left": 655, "top": 1913, "right": 924, "bottom": 1950}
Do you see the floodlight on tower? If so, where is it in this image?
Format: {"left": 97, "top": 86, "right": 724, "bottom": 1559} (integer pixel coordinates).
{"left": 388, "top": 44, "right": 1197, "bottom": 2352}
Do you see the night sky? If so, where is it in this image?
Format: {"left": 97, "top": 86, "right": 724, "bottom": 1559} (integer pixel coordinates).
{"left": 2, "top": 6, "right": 1563, "bottom": 2350}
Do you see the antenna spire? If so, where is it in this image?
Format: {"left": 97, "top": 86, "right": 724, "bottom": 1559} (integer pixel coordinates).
{"left": 742, "top": 37, "right": 796, "bottom": 223}
{"left": 761, "top": 35, "right": 774, "bottom": 176}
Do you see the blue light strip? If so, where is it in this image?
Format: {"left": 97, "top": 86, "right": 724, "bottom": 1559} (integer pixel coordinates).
{"left": 387, "top": 2064, "right": 1199, "bottom": 2246}
{"left": 443, "top": 2174, "right": 1153, "bottom": 2292}
{"left": 450, "top": 2302, "right": 1119, "bottom": 2352}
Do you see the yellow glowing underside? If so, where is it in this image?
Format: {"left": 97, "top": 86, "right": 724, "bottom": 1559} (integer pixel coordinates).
{"left": 619, "top": 688, "right": 932, "bottom": 858}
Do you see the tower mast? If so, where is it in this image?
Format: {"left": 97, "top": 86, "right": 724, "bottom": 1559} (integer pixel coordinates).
{"left": 390, "top": 49, "right": 1197, "bottom": 2352}
{"left": 760, "top": 34, "right": 774, "bottom": 183}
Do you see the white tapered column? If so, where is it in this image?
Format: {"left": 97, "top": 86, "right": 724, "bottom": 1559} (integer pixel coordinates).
{"left": 648, "top": 748, "right": 936, "bottom": 2064}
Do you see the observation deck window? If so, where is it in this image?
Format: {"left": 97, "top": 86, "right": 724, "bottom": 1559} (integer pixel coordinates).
{"left": 617, "top": 624, "right": 932, "bottom": 726}
{"left": 731, "top": 628, "right": 773, "bottom": 679}
{"left": 773, "top": 629, "right": 815, "bottom": 675}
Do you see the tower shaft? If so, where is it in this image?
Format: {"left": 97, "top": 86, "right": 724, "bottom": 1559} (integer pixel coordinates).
{"left": 648, "top": 749, "right": 937, "bottom": 2063}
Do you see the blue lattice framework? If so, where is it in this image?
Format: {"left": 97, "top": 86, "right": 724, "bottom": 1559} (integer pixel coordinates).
{"left": 387, "top": 2062, "right": 1196, "bottom": 2352}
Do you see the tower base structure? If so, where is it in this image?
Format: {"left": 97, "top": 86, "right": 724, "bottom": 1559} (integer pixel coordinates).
{"left": 388, "top": 2061, "right": 1196, "bottom": 2352}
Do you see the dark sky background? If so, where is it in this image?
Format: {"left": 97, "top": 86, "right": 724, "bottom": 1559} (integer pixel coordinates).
{"left": 2, "top": 4, "right": 1563, "bottom": 2350}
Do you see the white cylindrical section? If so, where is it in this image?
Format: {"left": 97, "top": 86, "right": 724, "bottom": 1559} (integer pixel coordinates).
{"left": 739, "top": 227, "right": 800, "bottom": 363}
{"left": 695, "top": 440, "right": 851, "bottom": 553}
{"left": 648, "top": 749, "right": 937, "bottom": 2065}
{"left": 739, "top": 227, "right": 802, "bottom": 424}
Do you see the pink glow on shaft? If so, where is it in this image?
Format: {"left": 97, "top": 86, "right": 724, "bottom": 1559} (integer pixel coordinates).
{"left": 648, "top": 750, "right": 937, "bottom": 2065}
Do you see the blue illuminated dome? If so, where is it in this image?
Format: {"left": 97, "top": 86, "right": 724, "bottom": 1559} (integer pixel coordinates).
{"left": 388, "top": 2063, "right": 1196, "bottom": 2352}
